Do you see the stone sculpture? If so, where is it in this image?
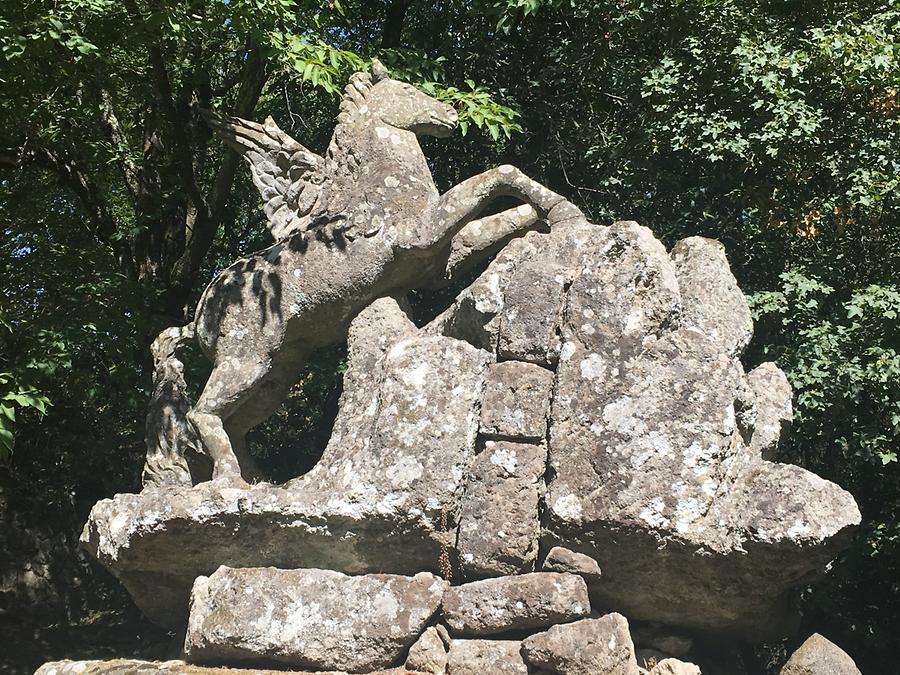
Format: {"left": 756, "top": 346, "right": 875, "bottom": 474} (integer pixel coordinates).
{"left": 143, "top": 59, "right": 579, "bottom": 486}
{"left": 63, "top": 65, "right": 868, "bottom": 675}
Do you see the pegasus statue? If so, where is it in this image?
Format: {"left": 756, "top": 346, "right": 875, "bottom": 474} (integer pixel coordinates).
{"left": 143, "top": 60, "right": 582, "bottom": 486}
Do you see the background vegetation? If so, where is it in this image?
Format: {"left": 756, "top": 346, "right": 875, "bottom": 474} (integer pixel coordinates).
{"left": 1, "top": 0, "right": 896, "bottom": 672}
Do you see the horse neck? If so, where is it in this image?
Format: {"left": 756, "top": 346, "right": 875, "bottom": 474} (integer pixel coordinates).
{"left": 324, "top": 114, "right": 435, "bottom": 191}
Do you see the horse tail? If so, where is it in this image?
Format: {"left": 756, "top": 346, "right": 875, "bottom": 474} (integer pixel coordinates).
{"left": 142, "top": 322, "right": 203, "bottom": 489}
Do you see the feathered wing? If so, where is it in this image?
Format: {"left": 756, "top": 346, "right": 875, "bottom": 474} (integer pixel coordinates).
{"left": 203, "top": 109, "right": 326, "bottom": 240}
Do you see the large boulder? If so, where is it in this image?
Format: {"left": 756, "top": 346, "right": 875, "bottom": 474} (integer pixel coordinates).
{"left": 183, "top": 566, "right": 447, "bottom": 672}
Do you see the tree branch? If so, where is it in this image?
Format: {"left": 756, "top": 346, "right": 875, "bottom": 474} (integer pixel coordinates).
{"left": 1, "top": 141, "right": 137, "bottom": 279}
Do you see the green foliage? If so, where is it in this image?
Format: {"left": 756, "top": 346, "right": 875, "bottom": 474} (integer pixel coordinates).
{"left": 750, "top": 273, "right": 900, "bottom": 468}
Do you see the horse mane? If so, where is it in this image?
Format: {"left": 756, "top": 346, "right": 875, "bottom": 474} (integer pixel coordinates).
{"left": 312, "top": 72, "right": 375, "bottom": 230}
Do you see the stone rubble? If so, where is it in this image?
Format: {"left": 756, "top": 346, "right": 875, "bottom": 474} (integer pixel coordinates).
{"left": 541, "top": 546, "right": 602, "bottom": 581}
{"left": 405, "top": 626, "right": 449, "bottom": 675}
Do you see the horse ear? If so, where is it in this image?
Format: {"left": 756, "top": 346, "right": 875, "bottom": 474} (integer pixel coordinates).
{"left": 371, "top": 58, "right": 390, "bottom": 83}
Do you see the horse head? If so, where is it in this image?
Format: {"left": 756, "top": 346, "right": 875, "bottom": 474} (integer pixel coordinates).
{"left": 362, "top": 59, "right": 458, "bottom": 138}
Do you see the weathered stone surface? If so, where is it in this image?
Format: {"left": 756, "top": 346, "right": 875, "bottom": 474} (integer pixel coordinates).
{"left": 441, "top": 572, "right": 589, "bottom": 636}
{"left": 183, "top": 566, "right": 446, "bottom": 672}
{"left": 541, "top": 546, "right": 601, "bottom": 580}
{"left": 542, "top": 222, "right": 860, "bottom": 639}
{"left": 747, "top": 362, "right": 793, "bottom": 460}
{"left": 34, "top": 661, "right": 425, "bottom": 675}
{"left": 479, "top": 360, "right": 554, "bottom": 441}
{"left": 406, "top": 626, "right": 448, "bottom": 674}
{"left": 521, "top": 614, "right": 639, "bottom": 675}
{"left": 428, "top": 221, "right": 600, "bottom": 355}
{"left": 649, "top": 659, "right": 702, "bottom": 675}
{"left": 81, "top": 304, "right": 487, "bottom": 627}
{"left": 446, "top": 640, "right": 528, "bottom": 675}
{"left": 671, "top": 236, "right": 753, "bottom": 357}
{"left": 498, "top": 257, "right": 568, "bottom": 365}
{"left": 457, "top": 440, "right": 546, "bottom": 578}
{"left": 779, "top": 633, "right": 861, "bottom": 675}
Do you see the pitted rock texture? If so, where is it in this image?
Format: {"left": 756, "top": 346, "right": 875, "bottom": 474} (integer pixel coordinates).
{"left": 521, "top": 613, "right": 639, "bottom": 675}
{"left": 457, "top": 440, "right": 546, "bottom": 578}
{"left": 446, "top": 639, "right": 528, "bottom": 675}
{"left": 405, "top": 626, "right": 448, "bottom": 674}
{"left": 441, "top": 572, "right": 589, "bottom": 636}
{"left": 479, "top": 360, "right": 554, "bottom": 441}
{"left": 183, "top": 566, "right": 447, "bottom": 672}
{"left": 541, "top": 546, "right": 602, "bottom": 580}
{"left": 779, "top": 633, "right": 862, "bottom": 675}
{"left": 670, "top": 236, "right": 753, "bottom": 357}
{"left": 34, "top": 661, "right": 426, "bottom": 675}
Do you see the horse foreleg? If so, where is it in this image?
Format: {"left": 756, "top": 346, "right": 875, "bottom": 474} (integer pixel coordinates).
{"left": 422, "top": 205, "right": 545, "bottom": 288}
{"left": 188, "top": 356, "right": 270, "bottom": 484}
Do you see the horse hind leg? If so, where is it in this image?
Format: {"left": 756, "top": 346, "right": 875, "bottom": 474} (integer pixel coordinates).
{"left": 188, "top": 356, "right": 270, "bottom": 483}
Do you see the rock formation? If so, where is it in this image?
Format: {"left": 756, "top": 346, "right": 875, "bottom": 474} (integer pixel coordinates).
{"left": 55, "top": 65, "right": 865, "bottom": 675}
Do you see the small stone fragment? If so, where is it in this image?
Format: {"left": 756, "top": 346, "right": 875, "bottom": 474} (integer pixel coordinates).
{"left": 479, "top": 360, "right": 554, "bottom": 441}
{"left": 183, "top": 566, "right": 447, "bottom": 672}
{"left": 521, "top": 614, "right": 640, "bottom": 675}
{"left": 779, "top": 634, "right": 861, "bottom": 675}
{"left": 648, "top": 658, "right": 702, "bottom": 675}
{"left": 442, "top": 572, "right": 589, "bottom": 636}
{"left": 671, "top": 236, "right": 753, "bottom": 357}
{"left": 541, "top": 546, "right": 602, "bottom": 580}
{"left": 406, "top": 626, "right": 448, "bottom": 674}
{"left": 446, "top": 639, "right": 528, "bottom": 675}
{"left": 747, "top": 362, "right": 793, "bottom": 460}
{"left": 457, "top": 440, "right": 546, "bottom": 578}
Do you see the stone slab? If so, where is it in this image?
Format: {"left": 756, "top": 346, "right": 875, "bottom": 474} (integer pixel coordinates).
{"left": 183, "top": 566, "right": 446, "bottom": 672}
{"left": 441, "top": 572, "right": 589, "bottom": 636}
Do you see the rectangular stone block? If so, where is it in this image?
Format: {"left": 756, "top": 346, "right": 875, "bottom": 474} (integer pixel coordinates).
{"left": 447, "top": 639, "right": 528, "bottom": 675}
{"left": 498, "top": 260, "right": 567, "bottom": 366}
{"left": 457, "top": 440, "right": 546, "bottom": 578}
{"left": 441, "top": 572, "right": 589, "bottom": 636}
{"left": 479, "top": 361, "right": 553, "bottom": 441}
{"left": 184, "top": 566, "right": 447, "bottom": 672}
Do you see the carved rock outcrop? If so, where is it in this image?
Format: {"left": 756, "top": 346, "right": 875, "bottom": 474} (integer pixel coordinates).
{"left": 82, "top": 219, "right": 860, "bottom": 639}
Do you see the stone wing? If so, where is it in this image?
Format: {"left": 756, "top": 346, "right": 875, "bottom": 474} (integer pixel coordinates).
{"left": 203, "top": 109, "right": 325, "bottom": 240}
